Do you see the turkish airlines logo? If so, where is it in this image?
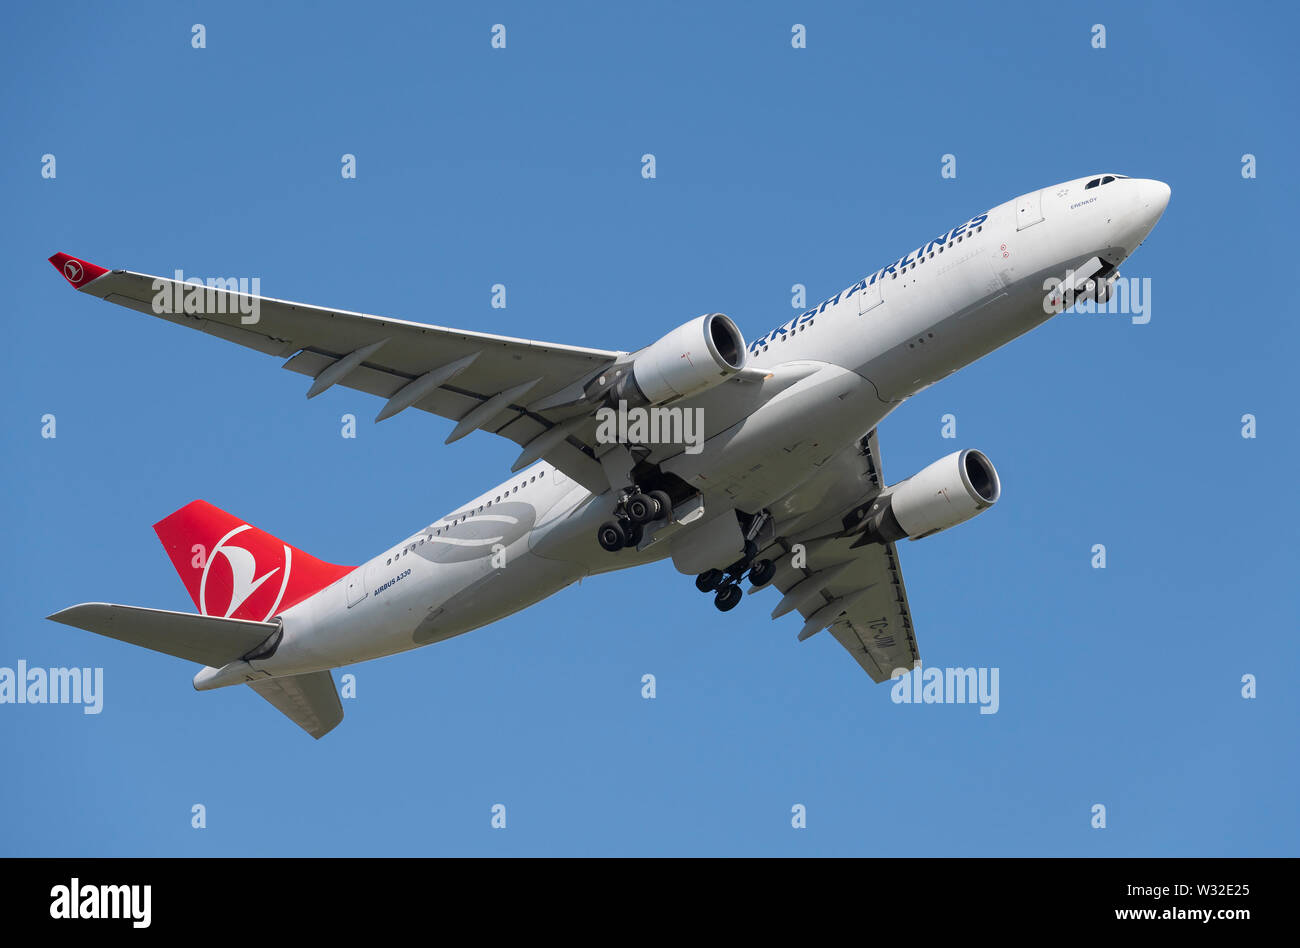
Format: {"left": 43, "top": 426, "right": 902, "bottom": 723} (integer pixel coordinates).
{"left": 199, "top": 524, "right": 292, "bottom": 621}
{"left": 64, "top": 260, "right": 83, "bottom": 284}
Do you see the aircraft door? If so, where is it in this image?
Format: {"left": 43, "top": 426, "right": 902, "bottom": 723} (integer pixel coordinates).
{"left": 345, "top": 567, "right": 367, "bottom": 607}
{"left": 859, "top": 275, "right": 883, "bottom": 314}
{"left": 1015, "top": 189, "right": 1044, "bottom": 230}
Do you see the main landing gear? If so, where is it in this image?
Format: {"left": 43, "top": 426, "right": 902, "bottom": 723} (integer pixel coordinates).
{"left": 596, "top": 489, "right": 674, "bottom": 552}
{"left": 694, "top": 540, "right": 777, "bottom": 612}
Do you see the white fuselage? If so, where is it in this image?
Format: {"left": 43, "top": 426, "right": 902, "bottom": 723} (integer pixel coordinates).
{"left": 248, "top": 175, "right": 1170, "bottom": 681}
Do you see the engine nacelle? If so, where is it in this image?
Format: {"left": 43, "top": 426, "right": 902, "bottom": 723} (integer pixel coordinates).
{"left": 855, "top": 449, "right": 1001, "bottom": 543}
{"left": 612, "top": 313, "right": 747, "bottom": 407}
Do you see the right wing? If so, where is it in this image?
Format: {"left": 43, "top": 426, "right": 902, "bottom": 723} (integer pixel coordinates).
{"left": 757, "top": 429, "right": 921, "bottom": 682}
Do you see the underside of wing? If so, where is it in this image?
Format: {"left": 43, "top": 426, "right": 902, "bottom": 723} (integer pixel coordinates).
{"left": 54, "top": 257, "right": 623, "bottom": 492}
{"left": 51, "top": 255, "right": 780, "bottom": 500}
{"left": 755, "top": 429, "right": 922, "bottom": 682}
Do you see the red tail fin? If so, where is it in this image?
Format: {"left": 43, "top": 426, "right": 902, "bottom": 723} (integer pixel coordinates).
{"left": 154, "top": 500, "right": 353, "bottom": 622}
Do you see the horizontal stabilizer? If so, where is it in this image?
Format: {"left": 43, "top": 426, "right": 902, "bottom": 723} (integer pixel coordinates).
{"left": 47, "top": 602, "right": 278, "bottom": 668}
{"left": 249, "top": 671, "right": 344, "bottom": 740}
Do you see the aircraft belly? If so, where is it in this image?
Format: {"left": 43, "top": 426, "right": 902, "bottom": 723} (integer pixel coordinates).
{"left": 410, "top": 550, "right": 585, "bottom": 646}
{"left": 662, "top": 364, "right": 887, "bottom": 511}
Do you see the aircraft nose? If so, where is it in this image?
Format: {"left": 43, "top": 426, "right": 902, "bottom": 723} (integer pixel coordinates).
{"left": 1118, "top": 178, "right": 1171, "bottom": 254}
{"left": 1144, "top": 179, "right": 1171, "bottom": 221}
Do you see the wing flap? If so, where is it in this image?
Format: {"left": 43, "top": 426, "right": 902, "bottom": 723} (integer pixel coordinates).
{"left": 823, "top": 540, "right": 920, "bottom": 682}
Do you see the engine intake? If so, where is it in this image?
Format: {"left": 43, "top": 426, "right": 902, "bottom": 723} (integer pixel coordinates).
{"left": 851, "top": 449, "right": 1000, "bottom": 544}
{"left": 611, "top": 313, "right": 747, "bottom": 407}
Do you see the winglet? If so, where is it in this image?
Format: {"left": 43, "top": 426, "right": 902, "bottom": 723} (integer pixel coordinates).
{"left": 48, "top": 252, "right": 109, "bottom": 289}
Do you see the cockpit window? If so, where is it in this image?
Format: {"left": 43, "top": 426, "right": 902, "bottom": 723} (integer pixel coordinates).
{"left": 1086, "top": 174, "right": 1126, "bottom": 190}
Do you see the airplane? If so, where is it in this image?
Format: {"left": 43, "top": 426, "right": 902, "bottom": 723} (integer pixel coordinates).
{"left": 46, "top": 173, "right": 1170, "bottom": 738}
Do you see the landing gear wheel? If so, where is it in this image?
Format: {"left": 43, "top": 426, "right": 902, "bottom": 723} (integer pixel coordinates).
{"left": 695, "top": 569, "right": 724, "bottom": 593}
{"left": 626, "top": 523, "right": 644, "bottom": 548}
{"left": 597, "top": 519, "right": 628, "bottom": 552}
{"left": 748, "top": 559, "right": 776, "bottom": 588}
{"left": 648, "top": 490, "right": 673, "bottom": 523}
{"left": 714, "top": 583, "right": 743, "bottom": 612}
{"left": 625, "top": 492, "right": 659, "bottom": 524}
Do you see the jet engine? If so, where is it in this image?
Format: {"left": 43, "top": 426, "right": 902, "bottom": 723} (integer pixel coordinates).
{"left": 608, "top": 313, "right": 747, "bottom": 407}
{"left": 849, "top": 449, "right": 1001, "bottom": 544}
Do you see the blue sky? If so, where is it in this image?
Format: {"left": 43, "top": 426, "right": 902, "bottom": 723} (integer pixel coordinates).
{"left": 2, "top": 1, "right": 1295, "bottom": 856}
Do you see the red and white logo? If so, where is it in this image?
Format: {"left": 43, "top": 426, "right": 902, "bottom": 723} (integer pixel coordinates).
{"left": 200, "top": 524, "right": 292, "bottom": 621}
{"left": 48, "top": 252, "right": 109, "bottom": 288}
{"left": 154, "top": 499, "right": 352, "bottom": 623}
